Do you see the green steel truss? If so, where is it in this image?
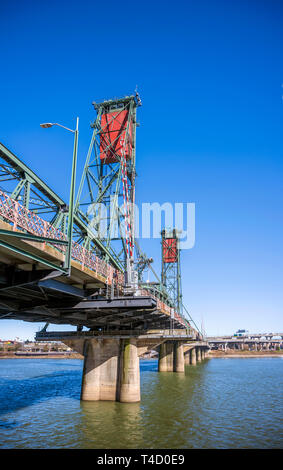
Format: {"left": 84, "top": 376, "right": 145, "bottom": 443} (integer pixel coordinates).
{"left": 0, "top": 140, "right": 122, "bottom": 271}
{"left": 0, "top": 141, "right": 66, "bottom": 219}
{"left": 161, "top": 229, "right": 183, "bottom": 315}
{"left": 74, "top": 95, "right": 140, "bottom": 273}
{"left": 0, "top": 98, "right": 201, "bottom": 334}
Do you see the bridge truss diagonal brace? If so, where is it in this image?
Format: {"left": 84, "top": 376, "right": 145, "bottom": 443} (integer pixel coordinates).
{"left": 0, "top": 239, "right": 67, "bottom": 273}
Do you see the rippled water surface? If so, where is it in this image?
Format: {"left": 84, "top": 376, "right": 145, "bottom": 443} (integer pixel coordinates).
{"left": 0, "top": 357, "right": 282, "bottom": 448}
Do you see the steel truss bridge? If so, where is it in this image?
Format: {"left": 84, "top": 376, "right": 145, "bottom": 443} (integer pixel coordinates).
{"left": 0, "top": 94, "right": 206, "bottom": 402}
{"left": 0, "top": 95, "right": 201, "bottom": 336}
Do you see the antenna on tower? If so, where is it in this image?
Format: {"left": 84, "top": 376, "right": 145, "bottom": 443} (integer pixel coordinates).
{"left": 134, "top": 85, "right": 142, "bottom": 106}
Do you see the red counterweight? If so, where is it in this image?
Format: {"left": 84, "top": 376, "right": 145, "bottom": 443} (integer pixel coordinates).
{"left": 162, "top": 237, "right": 178, "bottom": 263}
{"left": 100, "top": 109, "right": 132, "bottom": 164}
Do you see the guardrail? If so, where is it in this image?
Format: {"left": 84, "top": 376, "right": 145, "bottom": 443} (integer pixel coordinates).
{"left": 139, "top": 288, "right": 192, "bottom": 331}
{"left": 0, "top": 189, "right": 123, "bottom": 286}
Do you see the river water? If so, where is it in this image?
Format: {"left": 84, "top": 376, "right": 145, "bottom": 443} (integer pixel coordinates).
{"left": 0, "top": 357, "right": 282, "bottom": 449}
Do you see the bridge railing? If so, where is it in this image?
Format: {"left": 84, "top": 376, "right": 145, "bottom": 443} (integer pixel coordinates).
{"left": 139, "top": 288, "right": 193, "bottom": 332}
{"left": 0, "top": 189, "right": 124, "bottom": 285}
{"left": 0, "top": 190, "right": 65, "bottom": 244}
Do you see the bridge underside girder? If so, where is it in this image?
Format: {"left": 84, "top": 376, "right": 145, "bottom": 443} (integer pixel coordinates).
{"left": 0, "top": 267, "right": 182, "bottom": 330}
{"left": 0, "top": 233, "right": 188, "bottom": 331}
{"left": 0, "top": 219, "right": 187, "bottom": 330}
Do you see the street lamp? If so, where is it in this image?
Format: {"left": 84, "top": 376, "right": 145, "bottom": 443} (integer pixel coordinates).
{"left": 40, "top": 117, "right": 79, "bottom": 275}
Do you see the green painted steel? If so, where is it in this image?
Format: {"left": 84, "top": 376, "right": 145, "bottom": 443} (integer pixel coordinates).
{"left": 0, "top": 142, "right": 66, "bottom": 207}
{"left": 0, "top": 138, "right": 122, "bottom": 271}
{"left": 64, "top": 117, "right": 79, "bottom": 273}
{"left": 0, "top": 239, "right": 68, "bottom": 273}
{"left": 75, "top": 95, "right": 139, "bottom": 272}
{"left": 161, "top": 228, "right": 183, "bottom": 315}
{"left": 0, "top": 94, "right": 201, "bottom": 336}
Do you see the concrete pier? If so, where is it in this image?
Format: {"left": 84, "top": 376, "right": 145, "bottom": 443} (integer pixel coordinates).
{"left": 158, "top": 341, "right": 184, "bottom": 372}
{"left": 81, "top": 339, "right": 101, "bottom": 401}
{"left": 81, "top": 338, "right": 120, "bottom": 401}
{"left": 79, "top": 337, "right": 141, "bottom": 403}
{"left": 184, "top": 350, "right": 190, "bottom": 365}
{"left": 196, "top": 347, "right": 201, "bottom": 362}
{"left": 99, "top": 339, "right": 121, "bottom": 401}
{"left": 158, "top": 342, "right": 169, "bottom": 372}
{"left": 166, "top": 343, "right": 174, "bottom": 371}
{"left": 119, "top": 338, "right": 140, "bottom": 403}
{"left": 174, "top": 342, "right": 185, "bottom": 373}
{"left": 190, "top": 347, "right": 197, "bottom": 365}
{"left": 158, "top": 342, "right": 174, "bottom": 372}
{"left": 36, "top": 332, "right": 210, "bottom": 403}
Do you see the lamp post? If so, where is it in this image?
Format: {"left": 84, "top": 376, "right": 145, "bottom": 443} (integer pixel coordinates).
{"left": 40, "top": 117, "right": 79, "bottom": 275}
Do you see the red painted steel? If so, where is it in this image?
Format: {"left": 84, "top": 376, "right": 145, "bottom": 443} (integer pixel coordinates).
{"left": 162, "top": 237, "right": 177, "bottom": 263}
{"left": 99, "top": 108, "right": 134, "bottom": 258}
{"left": 99, "top": 109, "right": 132, "bottom": 164}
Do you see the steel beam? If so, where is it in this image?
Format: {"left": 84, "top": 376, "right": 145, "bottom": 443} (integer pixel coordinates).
{"left": 0, "top": 239, "right": 67, "bottom": 273}
{"left": 38, "top": 279, "right": 85, "bottom": 298}
{"left": 72, "top": 296, "right": 156, "bottom": 310}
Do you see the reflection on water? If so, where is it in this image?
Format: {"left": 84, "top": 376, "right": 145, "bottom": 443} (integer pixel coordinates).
{"left": 80, "top": 401, "right": 144, "bottom": 448}
{"left": 0, "top": 358, "right": 282, "bottom": 448}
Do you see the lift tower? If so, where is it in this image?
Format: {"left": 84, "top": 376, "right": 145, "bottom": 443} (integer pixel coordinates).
{"left": 161, "top": 229, "right": 183, "bottom": 315}
{"left": 75, "top": 94, "right": 141, "bottom": 287}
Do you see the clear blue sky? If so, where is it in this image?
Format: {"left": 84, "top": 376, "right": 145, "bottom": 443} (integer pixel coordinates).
{"left": 0, "top": 0, "right": 282, "bottom": 339}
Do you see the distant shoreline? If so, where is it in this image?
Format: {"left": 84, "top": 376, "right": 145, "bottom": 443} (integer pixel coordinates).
{"left": 0, "top": 353, "right": 83, "bottom": 359}
{"left": 1, "top": 349, "right": 282, "bottom": 360}
{"left": 208, "top": 350, "right": 283, "bottom": 358}
{"left": 209, "top": 354, "right": 282, "bottom": 358}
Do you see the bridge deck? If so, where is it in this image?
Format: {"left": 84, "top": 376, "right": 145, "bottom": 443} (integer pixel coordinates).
{"left": 0, "top": 183, "right": 194, "bottom": 333}
{"left": 0, "top": 217, "right": 108, "bottom": 288}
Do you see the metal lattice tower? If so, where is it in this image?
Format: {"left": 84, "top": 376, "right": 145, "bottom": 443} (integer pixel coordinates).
{"left": 74, "top": 94, "right": 142, "bottom": 284}
{"left": 161, "top": 228, "right": 183, "bottom": 315}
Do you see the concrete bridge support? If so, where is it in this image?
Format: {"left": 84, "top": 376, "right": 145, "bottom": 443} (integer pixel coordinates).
{"left": 184, "top": 350, "right": 190, "bottom": 365}
{"left": 80, "top": 338, "right": 121, "bottom": 401}
{"left": 80, "top": 340, "right": 98, "bottom": 401}
{"left": 196, "top": 346, "right": 201, "bottom": 362}
{"left": 174, "top": 342, "right": 185, "bottom": 373}
{"left": 119, "top": 338, "right": 140, "bottom": 403}
{"left": 77, "top": 337, "right": 140, "bottom": 403}
{"left": 158, "top": 342, "right": 174, "bottom": 372}
{"left": 190, "top": 347, "right": 197, "bottom": 365}
{"left": 158, "top": 341, "right": 185, "bottom": 373}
